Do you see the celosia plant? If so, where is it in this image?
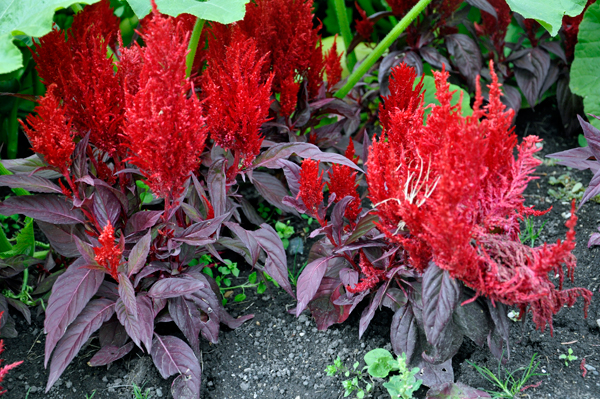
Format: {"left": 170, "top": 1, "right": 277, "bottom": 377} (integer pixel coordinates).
{"left": 0, "top": 2, "right": 360, "bottom": 397}
{"left": 290, "top": 63, "right": 591, "bottom": 388}
{"left": 0, "top": 312, "right": 22, "bottom": 395}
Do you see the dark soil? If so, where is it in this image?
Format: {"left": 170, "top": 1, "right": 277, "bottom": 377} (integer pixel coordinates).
{"left": 3, "top": 99, "right": 600, "bottom": 399}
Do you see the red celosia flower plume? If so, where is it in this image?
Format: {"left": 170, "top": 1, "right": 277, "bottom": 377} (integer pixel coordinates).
{"left": 298, "top": 159, "right": 325, "bottom": 225}
{"left": 387, "top": 0, "right": 418, "bottom": 17}
{"left": 123, "top": 4, "right": 207, "bottom": 201}
{"left": 367, "top": 62, "right": 592, "bottom": 333}
{"left": 477, "top": 0, "right": 512, "bottom": 57}
{"left": 327, "top": 141, "right": 361, "bottom": 222}
{"left": 0, "top": 312, "right": 22, "bottom": 395}
{"left": 280, "top": 72, "right": 300, "bottom": 117}
{"left": 31, "top": 0, "right": 123, "bottom": 155}
{"left": 93, "top": 221, "right": 122, "bottom": 280}
{"left": 324, "top": 36, "right": 343, "bottom": 90}
{"left": 346, "top": 251, "right": 387, "bottom": 294}
{"left": 20, "top": 85, "right": 74, "bottom": 173}
{"left": 203, "top": 34, "right": 273, "bottom": 169}
{"left": 355, "top": 2, "right": 374, "bottom": 39}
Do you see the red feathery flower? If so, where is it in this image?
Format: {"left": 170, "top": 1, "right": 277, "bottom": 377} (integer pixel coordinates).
{"left": 123, "top": 5, "right": 207, "bottom": 201}
{"left": 478, "top": 0, "right": 512, "bottom": 56}
{"left": 298, "top": 159, "right": 325, "bottom": 223}
{"left": 367, "top": 62, "right": 592, "bottom": 332}
{"left": 0, "top": 312, "right": 22, "bottom": 396}
{"left": 280, "top": 72, "right": 300, "bottom": 117}
{"left": 20, "top": 85, "right": 74, "bottom": 173}
{"left": 324, "top": 36, "right": 343, "bottom": 90}
{"left": 387, "top": 0, "right": 418, "bottom": 17}
{"left": 346, "top": 252, "right": 387, "bottom": 294}
{"left": 523, "top": 19, "right": 540, "bottom": 46}
{"left": 355, "top": 2, "right": 374, "bottom": 39}
{"left": 31, "top": 0, "right": 123, "bottom": 155}
{"left": 307, "top": 40, "right": 325, "bottom": 98}
{"left": 562, "top": 0, "right": 595, "bottom": 61}
{"left": 327, "top": 141, "right": 361, "bottom": 222}
{"left": 93, "top": 221, "right": 122, "bottom": 280}
{"left": 203, "top": 35, "right": 273, "bottom": 168}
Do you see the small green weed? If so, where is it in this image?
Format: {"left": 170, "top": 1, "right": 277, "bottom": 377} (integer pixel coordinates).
{"left": 467, "top": 353, "right": 544, "bottom": 398}
{"left": 132, "top": 383, "right": 150, "bottom": 399}
{"left": 136, "top": 180, "right": 156, "bottom": 205}
{"left": 275, "top": 220, "right": 295, "bottom": 250}
{"left": 548, "top": 173, "right": 600, "bottom": 203}
{"left": 326, "top": 349, "right": 422, "bottom": 399}
{"left": 519, "top": 217, "right": 547, "bottom": 247}
{"left": 257, "top": 202, "right": 281, "bottom": 222}
{"left": 559, "top": 348, "right": 577, "bottom": 366}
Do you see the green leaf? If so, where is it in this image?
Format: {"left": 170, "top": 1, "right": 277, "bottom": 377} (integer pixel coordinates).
{"left": 202, "top": 267, "right": 214, "bottom": 278}
{"left": 419, "top": 75, "right": 472, "bottom": 119}
{"left": 234, "top": 293, "right": 246, "bottom": 302}
{"left": 257, "top": 280, "right": 266, "bottom": 294}
{"left": 0, "top": 217, "right": 34, "bottom": 258}
{"left": 248, "top": 271, "right": 257, "bottom": 284}
{"left": 505, "top": 0, "right": 586, "bottom": 36}
{"left": 364, "top": 348, "right": 395, "bottom": 379}
{"left": 571, "top": 1, "right": 600, "bottom": 130}
{"left": 0, "top": 0, "right": 102, "bottom": 74}
{"left": 125, "top": 0, "right": 249, "bottom": 24}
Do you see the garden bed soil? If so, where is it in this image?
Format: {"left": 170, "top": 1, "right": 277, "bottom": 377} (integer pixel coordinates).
{"left": 3, "top": 99, "right": 600, "bottom": 399}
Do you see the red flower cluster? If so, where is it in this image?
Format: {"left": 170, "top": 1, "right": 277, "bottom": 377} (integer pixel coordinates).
{"left": 562, "top": 0, "right": 595, "bottom": 60}
{"left": 387, "top": 0, "right": 418, "bottom": 17}
{"left": 202, "top": 35, "right": 273, "bottom": 168}
{"left": 93, "top": 221, "right": 122, "bottom": 280}
{"left": 298, "top": 159, "right": 325, "bottom": 224}
{"left": 210, "top": 0, "right": 334, "bottom": 103}
{"left": 123, "top": 4, "right": 207, "bottom": 201}
{"left": 31, "top": 0, "right": 124, "bottom": 155}
{"left": 346, "top": 252, "right": 387, "bottom": 294}
{"left": 20, "top": 85, "right": 74, "bottom": 173}
{"left": 0, "top": 312, "right": 22, "bottom": 395}
{"left": 354, "top": 2, "right": 374, "bottom": 39}
{"left": 327, "top": 141, "right": 361, "bottom": 222}
{"left": 324, "top": 36, "right": 343, "bottom": 90}
{"left": 477, "top": 0, "right": 512, "bottom": 56}
{"left": 367, "top": 62, "right": 592, "bottom": 333}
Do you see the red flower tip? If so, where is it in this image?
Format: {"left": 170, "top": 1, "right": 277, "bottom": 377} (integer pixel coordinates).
{"left": 298, "top": 159, "right": 325, "bottom": 221}
{"left": 328, "top": 141, "right": 361, "bottom": 222}
{"left": 324, "top": 35, "right": 343, "bottom": 90}
{"left": 280, "top": 72, "right": 300, "bottom": 117}
{"left": 20, "top": 85, "right": 74, "bottom": 172}
{"left": 203, "top": 35, "right": 273, "bottom": 168}
{"left": 124, "top": 10, "right": 207, "bottom": 201}
{"left": 94, "top": 221, "right": 122, "bottom": 280}
{"left": 346, "top": 252, "right": 387, "bottom": 294}
{"left": 354, "top": 2, "right": 374, "bottom": 38}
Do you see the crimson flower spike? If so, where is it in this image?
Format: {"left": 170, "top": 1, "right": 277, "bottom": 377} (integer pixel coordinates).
{"left": 298, "top": 159, "right": 326, "bottom": 226}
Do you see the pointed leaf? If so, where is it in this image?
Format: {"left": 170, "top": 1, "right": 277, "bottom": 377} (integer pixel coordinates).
{"left": 0, "top": 195, "right": 85, "bottom": 224}
{"left": 148, "top": 276, "right": 206, "bottom": 299}
{"left": 252, "top": 172, "right": 298, "bottom": 215}
{"left": 390, "top": 304, "right": 419, "bottom": 363}
{"left": 445, "top": 34, "right": 482, "bottom": 88}
{"left": 0, "top": 175, "right": 62, "bottom": 193}
{"left": 422, "top": 262, "right": 460, "bottom": 347}
{"left": 88, "top": 342, "right": 135, "bottom": 367}
{"left": 118, "top": 273, "right": 137, "bottom": 321}
{"left": 359, "top": 284, "right": 387, "bottom": 338}
{"left": 44, "top": 258, "right": 104, "bottom": 367}
{"left": 46, "top": 298, "right": 115, "bottom": 392}
{"left": 36, "top": 221, "right": 87, "bottom": 258}
{"left": 253, "top": 143, "right": 362, "bottom": 172}
{"left": 514, "top": 48, "right": 550, "bottom": 107}
{"left": 252, "top": 224, "right": 294, "bottom": 297}
{"left": 208, "top": 159, "right": 227, "bottom": 217}
{"left": 169, "top": 296, "right": 203, "bottom": 352}
{"left": 151, "top": 334, "right": 201, "bottom": 399}
{"left": 1, "top": 155, "right": 61, "bottom": 178}
{"left": 127, "top": 231, "right": 151, "bottom": 277}
{"left": 296, "top": 256, "right": 334, "bottom": 316}
{"left": 125, "top": 211, "right": 163, "bottom": 236}
{"left": 426, "top": 382, "right": 491, "bottom": 399}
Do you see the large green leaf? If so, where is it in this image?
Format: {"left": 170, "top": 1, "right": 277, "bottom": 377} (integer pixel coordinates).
{"left": 505, "top": 0, "right": 587, "bottom": 36}
{"left": 571, "top": 1, "right": 600, "bottom": 130}
{"left": 125, "top": 0, "right": 249, "bottom": 24}
{"left": 0, "top": 0, "right": 101, "bottom": 74}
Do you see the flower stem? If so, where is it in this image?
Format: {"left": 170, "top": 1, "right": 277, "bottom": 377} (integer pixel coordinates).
{"left": 334, "top": 0, "right": 357, "bottom": 71}
{"left": 186, "top": 18, "right": 205, "bottom": 78}
{"left": 334, "top": 0, "right": 433, "bottom": 99}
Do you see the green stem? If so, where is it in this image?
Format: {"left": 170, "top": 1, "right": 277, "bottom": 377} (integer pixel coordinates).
{"left": 0, "top": 227, "right": 11, "bottom": 253}
{"left": 186, "top": 18, "right": 205, "bottom": 78}
{"left": 20, "top": 268, "right": 29, "bottom": 297}
{"left": 334, "top": 0, "right": 357, "bottom": 71}
{"left": 335, "top": 0, "right": 433, "bottom": 99}
{"left": 7, "top": 98, "right": 19, "bottom": 160}
{"left": 70, "top": 3, "right": 83, "bottom": 13}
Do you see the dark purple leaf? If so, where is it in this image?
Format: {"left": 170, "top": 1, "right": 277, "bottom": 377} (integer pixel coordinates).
{"left": 225, "top": 223, "right": 260, "bottom": 266}
{"left": 486, "top": 300, "right": 509, "bottom": 343}
{"left": 46, "top": 299, "right": 115, "bottom": 392}
{"left": 148, "top": 276, "right": 206, "bottom": 299}
{"left": 1, "top": 155, "right": 61, "bottom": 178}
{"left": 278, "top": 159, "right": 301, "bottom": 197}
{"left": 99, "top": 318, "right": 128, "bottom": 347}
{"left": 422, "top": 262, "right": 460, "bottom": 347}
{"left": 186, "top": 290, "right": 220, "bottom": 343}
{"left": 445, "top": 34, "right": 482, "bottom": 88}
{"left": 208, "top": 159, "right": 227, "bottom": 217}
{"left": 345, "top": 212, "right": 378, "bottom": 245}
{"left": 358, "top": 283, "right": 387, "bottom": 337}
{"left": 92, "top": 186, "right": 121, "bottom": 229}
{"left": 417, "top": 359, "right": 454, "bottom": 389}
{"left": 465, "top": 0, "right": 497, "bottom": 18}
{"left": 253, "top": 143, "right": 362, "bottom": 172}
{"left": 169, "top": 296, "right": 203, "bottom": 352}
{"left": 6, "top": 297, "right": 30, "bottom": 324}
{"left": 151, "top": 334, "right": 201, "bottom": 399}
{"left": 36, "top": 221, "right": 86, "bottom": 258}
{"left": 118, "top": 273, "right": 138, "bottom": 320}
{"left": 72, "top": 131, "right": 90, "bottom": 179}
{"left": 331, "top": 196, "right": 354, "bottom": 245}
{"left": 0, "top": 255, "right": 42, "bottom": 278}
{"left": 252, "top": 224, "right": 294, "bottom": 297}
{"left": 73, "top": 235, "right": 97, "bottom": 266}
{"left": 237, "top": 197, "right": 264, "bottom": 226}
{"left": 540, "top": 61, "right": 559, "bottom": 98}
{"left": 116, "top": 294, "right": 153, "bottom": 353}
{"left": 539, "top": 41, "right": 567, "bottom": 63}
{"left": 44, "top": 258, "right": 104, "bottom": 367}
{"left": 33, "top": 269, "right": 66, "bottom": 295}
{"left": 307, "top": 278, "right": 349, "bottom": 330}
{"left": 88, "top": 342, "right": 135, "bottom": 367}
{"left": 514, "top": 48, "right": 550, "bottom": 107}
{"left": 97, "top": 280, "right": 119, "bottom": 301}
{"left": 134, "top": 262, "right": 169, "bottom": 288}
{"left": 556, "top": 76, "right": 584, "bottom": 135}
{"left": 0, "top": 175, "right": 62, "bottom": 193}
{"left": 0, "top": 195, "right": 85, "bottom": 224}
{"left": 174, "top": 213, "right": 229, "bottom": 245}
{"left": 296, "top": 256, "right": 334, "bottom": 316}
{"left": 252, "top": 172, "right": 298, "bottom": 215}
{"left": 453, "top": 296, "right": 491, "bottom": 347}
{"left": 426, "top": 382, "right": 491, "bottom": 399}
{"left": 382, "top": 287, "right": 408, "bottom": 312}
{"left": 0, "top": 296, "right": 16, "bottom": 338}
{"left": 390, "top": 304, "right": 419, "bottom": 362}
{"left": 125, "top": 211, "right": 163, "bottom": 236}
{"left": 127, "top": 231, "right": 151, "bottom": 277}
{"left": 420, "top": 47, "right": 452, "bottom": 70}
